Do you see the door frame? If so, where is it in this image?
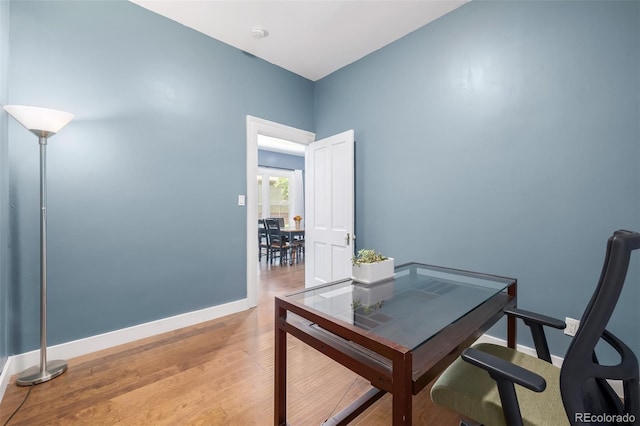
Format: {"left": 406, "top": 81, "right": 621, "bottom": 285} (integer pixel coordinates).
{"left": 246, "top": 116, "right": 315, "bottom": 307}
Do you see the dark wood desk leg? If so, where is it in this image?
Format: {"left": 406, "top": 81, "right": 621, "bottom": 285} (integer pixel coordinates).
{"left": 507, "top": 282, "right": 517, "bottom": 349}
{"left": 275, "top": 303, "right": 287, "bottom": 426}
{"left": 392, "top": 350, "right": 412, "bottom": 425}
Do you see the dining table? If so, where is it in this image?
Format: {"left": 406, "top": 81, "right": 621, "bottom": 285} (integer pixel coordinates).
{"left": 280, "top": 227, "right": 304, "bottom": 264}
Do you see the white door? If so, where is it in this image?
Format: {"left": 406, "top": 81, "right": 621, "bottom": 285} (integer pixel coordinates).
{"left": 305, "top": 130, "right": 355, "bottom": 287}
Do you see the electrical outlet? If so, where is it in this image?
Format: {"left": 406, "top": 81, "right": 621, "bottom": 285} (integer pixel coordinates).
{"left": 565, "top": 317, "right": 580, "bottom": 337}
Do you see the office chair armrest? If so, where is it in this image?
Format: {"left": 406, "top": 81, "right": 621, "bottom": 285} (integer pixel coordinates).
{"left": 462, "top": 348, "right": 547, "bottom": 392}
{"left": 504, "top": 308, "right": 566, "bottom": 329}
{"left": 504, "top": 308, "right": 566, "bottom": 363}
{"left": 462, "top": 347, "right": 546, "bottom": 426}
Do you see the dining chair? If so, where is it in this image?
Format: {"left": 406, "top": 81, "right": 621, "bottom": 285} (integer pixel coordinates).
{"left": 264, "top": 218, "right": 291, "bottom": 265}
{"left": 258, "top": 219, "right": 270, "bottom": 262}
{"left": 291, "top": 234, "right": 305, "bottom": 262}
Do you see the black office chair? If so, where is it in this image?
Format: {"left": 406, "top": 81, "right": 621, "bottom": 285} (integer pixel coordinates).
{"left": 264, "top": 218, "right": 291, "bottom": 265}
{"left": 431, "top": 230, "right": 640, "bottom": 426}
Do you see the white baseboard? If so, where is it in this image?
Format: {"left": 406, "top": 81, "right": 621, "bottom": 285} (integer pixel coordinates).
{"left": 0, "top": 360, "right": 11, "bottom": 403}
{"left": 473, "top": 334, "right": 565, "bottom": 366}
{"left": 0, "top": 298, "right": 249, "bottom": 402}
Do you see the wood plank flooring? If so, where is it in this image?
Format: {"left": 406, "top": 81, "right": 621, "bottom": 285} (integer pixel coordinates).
{"left": 0, "top": 261, "right": 464, "bottom": 425}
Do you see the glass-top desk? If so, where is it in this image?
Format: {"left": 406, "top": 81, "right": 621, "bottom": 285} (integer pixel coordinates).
{"left": 275, "top": 262, "right": 517, "bottom": 425}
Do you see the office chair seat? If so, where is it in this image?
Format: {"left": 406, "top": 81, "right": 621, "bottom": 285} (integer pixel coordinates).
{"left": 432, "top": 342, "right": 568, "bottom": 426}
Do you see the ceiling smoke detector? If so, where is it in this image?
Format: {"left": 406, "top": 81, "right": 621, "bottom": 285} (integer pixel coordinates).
{"left": 251, "top": 27, "right": 269, "bottom": 39}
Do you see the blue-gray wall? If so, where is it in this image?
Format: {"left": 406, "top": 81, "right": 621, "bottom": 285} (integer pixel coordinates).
{"left": 315, "top": 0, "right": 640, "bottom": 358}
{"left": 5, "top": 0, "right": 313, "bottom": 353}
{"left": 258, "top": 149, "right": 305, "bottom": 171}
{"left": 0, "top": 0, "right": 10, "bottom": 371}
{"left": 3, "top": 0, "right": 639, "bottom": 362}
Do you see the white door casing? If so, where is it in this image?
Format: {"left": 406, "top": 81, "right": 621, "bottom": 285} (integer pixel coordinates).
{"left": 246, "top": 116, "right": 315, "bottom": 307}
{"left": 305, "top": 130, "right": 355, "bottom": 287}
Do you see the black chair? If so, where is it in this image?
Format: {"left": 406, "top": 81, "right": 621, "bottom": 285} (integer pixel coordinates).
{"left": 264, "top": 218, "right": 291, "bottom": 265}
{"left": 271, "top": 217, "right": 289, "bottom": 242}
{"left": 291, "top": 235, "right": 305, "bottom": 262}
{"left": 431, "top": 229, "right": 640, "bottom": 426}
{"left": 258, "top": 219, "right": 270, "bottom": 262}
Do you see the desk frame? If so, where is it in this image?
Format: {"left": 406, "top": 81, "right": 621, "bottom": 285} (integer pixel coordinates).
{"left": 274, "top": 266, "right": 517, "bottom": 425}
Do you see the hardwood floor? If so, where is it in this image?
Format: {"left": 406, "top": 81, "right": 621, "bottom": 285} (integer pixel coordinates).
{"left": 0, "top": 261, "right": 463, "bottom": 425}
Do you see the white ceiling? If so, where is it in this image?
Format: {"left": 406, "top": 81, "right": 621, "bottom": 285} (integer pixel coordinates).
{"left": 130, "top": 0, "right": 468, "bottom": 81}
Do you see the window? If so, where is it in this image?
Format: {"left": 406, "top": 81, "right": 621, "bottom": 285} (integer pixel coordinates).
{"left": 258, "top": 167, "right": 294, "bottom": 227}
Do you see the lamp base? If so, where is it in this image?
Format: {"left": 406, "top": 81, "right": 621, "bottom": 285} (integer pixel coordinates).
{"left": 16, "top": 359, "right": 67, "bottom": 386}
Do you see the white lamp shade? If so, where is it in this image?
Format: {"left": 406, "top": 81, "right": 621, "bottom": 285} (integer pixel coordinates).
{"left": 4, "top": 105, "right": 74, "bottom": 134}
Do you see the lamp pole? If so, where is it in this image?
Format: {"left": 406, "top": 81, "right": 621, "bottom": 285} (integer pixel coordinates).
{"left": 4, "top": 105, "right": 73, "bottom": 386}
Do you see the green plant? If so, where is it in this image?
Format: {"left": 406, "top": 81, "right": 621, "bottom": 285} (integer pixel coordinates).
{"left": 351, "top": 300, "right": 385, "bottom": 314}
{"left": 352, "top": 249, "right": 388, "bottom": 266}
{"left": 273, "top": 177, "right": 289, "bottom": 199}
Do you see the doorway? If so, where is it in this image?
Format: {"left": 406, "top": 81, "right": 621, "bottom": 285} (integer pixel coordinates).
{"left": 246, "top": 116, "right": 315, "bottom": 307}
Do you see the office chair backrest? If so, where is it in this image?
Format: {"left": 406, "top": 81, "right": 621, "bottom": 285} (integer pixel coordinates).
{"left": 560, "top": 230, "right": 640, "bottom": 424}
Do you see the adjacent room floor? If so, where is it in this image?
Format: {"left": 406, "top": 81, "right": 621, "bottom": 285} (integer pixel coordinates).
{"left": 0, "top": 261, "right": 463, "bottom": 425}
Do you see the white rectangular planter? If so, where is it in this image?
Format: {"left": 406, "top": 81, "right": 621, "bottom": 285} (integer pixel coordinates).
{"left": 351, "top": 258, "right": 394, "bottom": 284}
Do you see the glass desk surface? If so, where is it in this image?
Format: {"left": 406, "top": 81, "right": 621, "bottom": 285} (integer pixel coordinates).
{"left": 283, "top": 262, "right": 514, "bottom": 350}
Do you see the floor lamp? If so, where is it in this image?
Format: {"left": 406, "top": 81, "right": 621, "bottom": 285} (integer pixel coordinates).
{"left": 4, "top": 105, "right": 74, "bottom": 386}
